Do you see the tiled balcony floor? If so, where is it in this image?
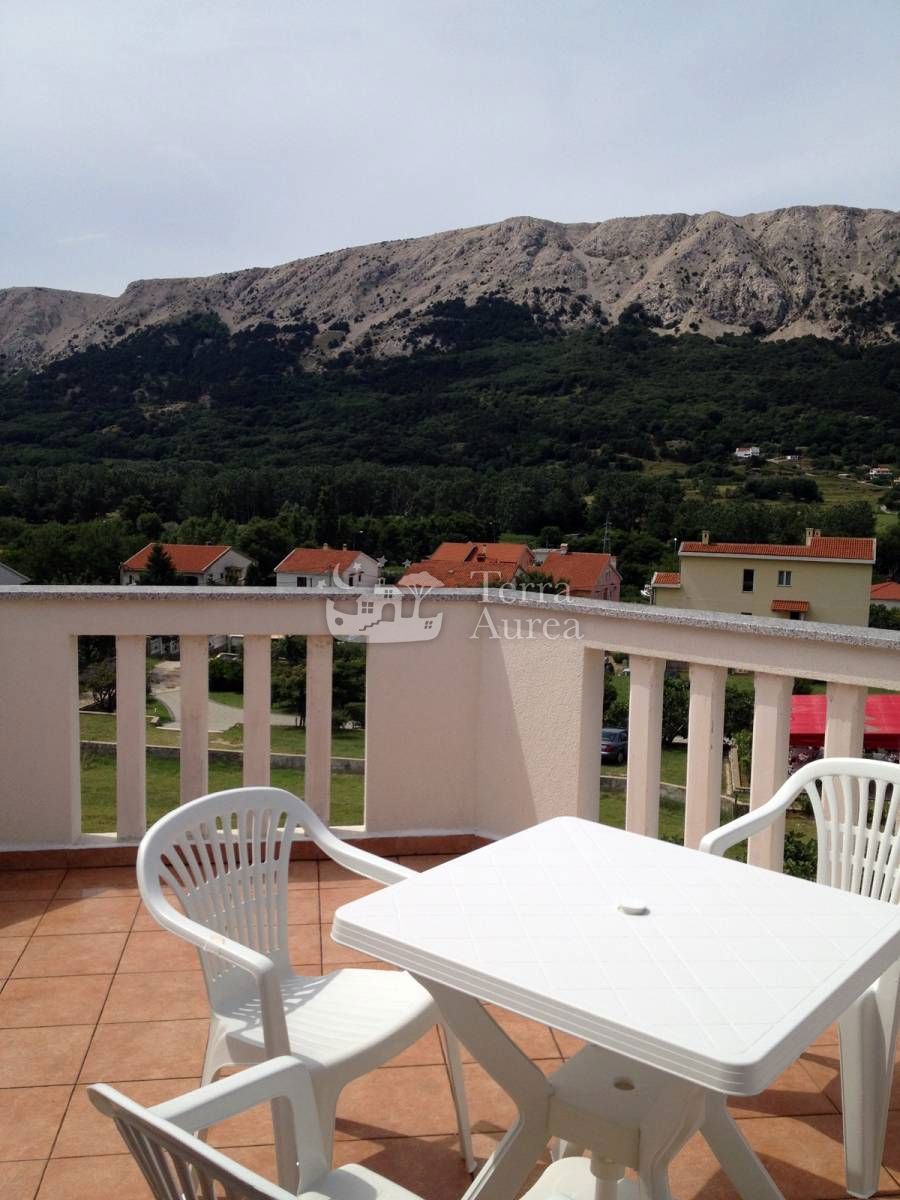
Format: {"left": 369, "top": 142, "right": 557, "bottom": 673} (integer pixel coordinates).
{"left": 3, "top": 858, "right": 900, "bottom": 1200}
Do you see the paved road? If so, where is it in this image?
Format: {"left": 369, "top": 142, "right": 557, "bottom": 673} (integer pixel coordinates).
{"left": 150, "top": 661, "right": 297, "bottom": 732}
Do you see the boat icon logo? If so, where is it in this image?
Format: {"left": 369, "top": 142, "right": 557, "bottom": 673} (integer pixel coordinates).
{"left": 325, "top": 568, "right": 443, "bottom": 644}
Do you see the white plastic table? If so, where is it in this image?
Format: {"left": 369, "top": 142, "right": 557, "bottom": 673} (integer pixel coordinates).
{"left": 332, "top": 818, "right": 900, "bottom": 1200}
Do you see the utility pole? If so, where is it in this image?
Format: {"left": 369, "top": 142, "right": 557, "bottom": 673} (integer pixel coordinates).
{"left": 601, "top": 515, "right": 612, "bottom": 554}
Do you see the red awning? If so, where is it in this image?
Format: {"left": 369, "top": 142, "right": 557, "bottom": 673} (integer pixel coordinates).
{"left": 791, "top": 694, "right": 900, "bottom": 750}
{"left": 771, "top": 599, "right": 810, "bottom": 613}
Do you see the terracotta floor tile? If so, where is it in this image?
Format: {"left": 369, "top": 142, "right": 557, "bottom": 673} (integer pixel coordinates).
{"left": 397, "top": 855, "right": 457, "bottom": 872}
{"left": 117, "top": 930, "right": 199, "bottom": 973}
{"left": 462, "top": 1061, "right": 519, "bottom": 1134}
{"left": 0, "top": 976, "right": 111, "bottom": 1029}
{"left": 738, "top": 1113, "right": 895, "bottom": 1200}
{"left": 100, "top": 970, "right": 207, "bottom": 1023}
{"left": 11, "top": 934, "right": 126, "bottom": 979}
{"left": 456, "top": 1006, "right": 559, "bottom": 1063}
{"left": 322, "top": 922, "right": 379, "bottom": 965}
{"left": 879, "top": 1109, "right": 900, "bottom": 1183}
{"left": 0, "top": 1086, "right": 71, "bottom": 1161}
{"left": 286, "top": 889, "right": 319, "bottom": 925}
{"left": 727, "top": 1059, "right": 839, "bottom": 1119}
{"left": 80, "top": 1017, "right": 208, "bottom": 1082}
{"left": 334, "top": 1064, "right": 457, "bottom": 1141}
{"left": 287, "top": 860, "right": 318, "bottom": 888}
{"left": 318, "top": 860, "right": 381, "bottom": 887}
{"left": 385, "top": 1027, "right": 445, "bottom": 1068}
{"left": 54, "top": 868, "right": 140, "bottom": 898}
{"left": 667, "top": 1119, "right": 894, "bottom": 1200}
{"left": 36, "top": 1153, "right": 151, "bottom": 1200}
{"left": 800, "top": 1044, "right": 900, "bottom": 1113}
{"left": 130, "top": 905, "right": 162, "bottom": 932}
{"left": 207, "top": 1096, "right": 278, "bottom": 1149}
{"left": 0, "top": 1025, "right": 93, "bottom": 1086}
{"left": 810, "top": 1022, "right": 839, "bottom": 1046}
{"left": 0, "top": 938, "right": 28, "bottom": 980}
{"left": 0, "top": 901, "right": 50, "bottom": 938}
{"left": 35, "top": 898, "right": 139, "bottom": 937}
{"left": 550, "top": 1028, "right": 586, "bottom": 1058}
{"left": 224, "top": 1143, "right": 278, "bottom": 1182}
{"left": 53, "top": 1077, "right": 198, "bottom": 1158}
{"left": 334, "top": 1132, "right": 508, "bottom": 1200}
{"left": 2, "top": 1160, "right": 45, "bottom": 1200}
{"left": 287, "top": 924, "right": 322, "bottom": 968}
{"left": 0, "top": 870, "right": 65, "bottom": 902}
{"left": 319, "top": 882, "right": 383, "bottom": 922}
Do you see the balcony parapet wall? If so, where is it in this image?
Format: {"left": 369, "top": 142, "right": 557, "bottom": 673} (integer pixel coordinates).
{"left": 1, "top": 586, "right": 898, "bottom": 867}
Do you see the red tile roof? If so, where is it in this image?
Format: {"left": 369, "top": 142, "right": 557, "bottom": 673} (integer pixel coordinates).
{"left": 275, "top": 547, "right": 362, "bottom": 575}
{"left": 871, "top": 581, "right": 900, "bottom": 602}
{"left": 771, "top": 599, "right": 810, "bottom": 613}
{"left": 398, "top": 558, "right": 519, "bottom": 587}
{"left": 680, "top": 537, "right": 875, "bottom": 563}
{"left": 430, "top": 542, "right": 533, "bottom": 567}
{"left": 651, "top": 571, "right": 681, "bottom": 587}
{"left": 121, "top": 543, "right": 233, "bottom": 573}
{"left": 542, "top": 551, "right": 618, "bottom": 592}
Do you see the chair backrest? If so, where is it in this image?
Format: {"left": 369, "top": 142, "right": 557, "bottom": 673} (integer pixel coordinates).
{"left": 89, "top": 1083, "right": 293, "bottom": 1200}
{"left": 789, "top": 759, "right": 900, "bottom": 900}
{"left": 137, "top": 787, "right": 315, "bottom": 1000}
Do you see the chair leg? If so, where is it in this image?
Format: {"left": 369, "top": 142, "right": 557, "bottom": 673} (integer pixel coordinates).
{"left": 310, "top": 1077, "right": 341, "bottom": 1169}
{"left": 838, "top": 967, "right": 900, "bottom": 1199}
{"left": 439, "top": 1023, "right": 477, "bottom": 1174}
{"left": 701, "top": 1096, "right": 782, "bottom": 1200}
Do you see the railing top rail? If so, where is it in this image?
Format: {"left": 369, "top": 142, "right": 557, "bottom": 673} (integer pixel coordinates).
{"left": 2, "top": 584, "right": 898, "bottom": 654}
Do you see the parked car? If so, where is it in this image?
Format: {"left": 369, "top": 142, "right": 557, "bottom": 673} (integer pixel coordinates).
{"left": 601, "top": 727, "right": 628, "bottom": 764}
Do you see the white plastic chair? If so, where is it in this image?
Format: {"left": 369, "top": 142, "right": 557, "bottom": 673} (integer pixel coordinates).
{"left": 136, "top": 786, "right": 474, "bottom": 1175}
{"left": 700, "top": 757, "right": 900, "bottom": 1199}
{"left": 88, "top": 1055, "right": 427, "bottom": 1200}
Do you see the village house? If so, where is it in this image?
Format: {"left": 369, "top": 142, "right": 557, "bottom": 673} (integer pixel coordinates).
{"left": 274, "top": 545, "right": 379, "bottom": 588}
{"left": 398, "top": 541, "right": 533, "bottom": 589}
{"left": 120, "top": 543, "right": 253, "bottom": 586}
{"left": 649, "top": 529, "right": 876, "bottom": 626}
{"left": 871, "top": 580, "right": 900, "bottom": 610}
{"left": 734, "top": 445, "right": 760, "bottom": 459}
{"left": 540, "top": 544, "right": 622, "bottom": 600}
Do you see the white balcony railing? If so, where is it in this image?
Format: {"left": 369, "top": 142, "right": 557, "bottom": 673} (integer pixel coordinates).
{"left": 1, "top": 585, "right": 898, "bottom": 870}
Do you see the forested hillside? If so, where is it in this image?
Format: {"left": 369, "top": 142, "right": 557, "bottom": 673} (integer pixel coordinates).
{"left": 1, "top": 301, "right": 898, "bottom": 588}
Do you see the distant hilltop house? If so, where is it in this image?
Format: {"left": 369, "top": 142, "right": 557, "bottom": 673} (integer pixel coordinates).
{"left": 398, "top": 541, "right": 533, "bottom": 589}
{"left": 120, "top": 544, "right": 253, "bottom": 586}
{"left": 0, "top": 561, "right": 29, "bottom": 585}
{"left": 274, "top": 545, "right": 379, "bottom": 589}
{"left": 649, "top": 529, "right": 876, "bottom": 626}
{"left": 871, "top": 581, "right": 900, "bottom": 610}
{"left": 734, "top": 446, "right": 761, "bottom": 460}
{"left": 539, "top": 545, "right": 621, "bottom": 601}
{"left": 868, "top": 465, "right": 895, "bottom": 481}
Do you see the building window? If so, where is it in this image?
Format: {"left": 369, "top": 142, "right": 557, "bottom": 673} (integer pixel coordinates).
{"left": 742, "top": 568, "right": 754, "bottom": 593}
{"left": 296, "top": 577, "right": 307, "bottom": 587}
{"left": 777, "top": 570, "right": 792, "bottom": 586}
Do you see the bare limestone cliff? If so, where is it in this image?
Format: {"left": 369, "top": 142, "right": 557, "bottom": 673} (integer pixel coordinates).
{"left": 1, "top": 205, "right": 897, "bottom": 368}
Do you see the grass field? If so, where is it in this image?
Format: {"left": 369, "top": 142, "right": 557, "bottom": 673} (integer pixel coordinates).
{"left": 80, "top": 755, "right": 364, "bottom": 832}
{"left": 79, "top": 712, "right": 366, "bottom": 757}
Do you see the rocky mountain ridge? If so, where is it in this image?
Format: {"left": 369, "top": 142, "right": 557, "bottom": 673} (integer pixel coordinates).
{"left": 2, "top": 205, "right": 898, "bottom": 367}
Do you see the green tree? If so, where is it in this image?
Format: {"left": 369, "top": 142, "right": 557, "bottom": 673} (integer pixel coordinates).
{"left": 142, "top": 544, "right": 178, "bottom": 584}
{"left": 661, "top": 676, "right": 690, "bottom": 745}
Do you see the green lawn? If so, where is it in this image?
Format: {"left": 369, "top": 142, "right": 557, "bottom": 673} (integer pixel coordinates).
{"left": 603, "top": 746, "right": 687, "bottom": 787}
{"left": 80, "top": 712, "right": 366, "bottom": 757}
{"left": 208, "top": 690, "right": 245, "bottom": 709}
{"left": 80, "top": 755, "right": 364, "bottom": 833}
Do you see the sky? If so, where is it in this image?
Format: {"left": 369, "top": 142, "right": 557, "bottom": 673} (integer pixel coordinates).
{"left": 1, "top": 0, "right": 898, "bottom": 296}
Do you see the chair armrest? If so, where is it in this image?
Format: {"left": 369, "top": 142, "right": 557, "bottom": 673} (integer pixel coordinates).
{"left": 698, "top": 791, "right": 794, "bottom": 857}
{"left": 149, "top": 900, "right": 291, "bottom": 1058}
{"left": 296, "top": 801, "right": 416, "bottom": 885}
{"left": 151, "top": 1056, "right": 325, "bottom": 1165}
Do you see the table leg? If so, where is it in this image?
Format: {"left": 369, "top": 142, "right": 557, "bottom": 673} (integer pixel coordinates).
{"left": 412, "top": 976, "right": 554, "bottom": 1200}
{"left": 701, "top": 1098, "right": 782, "bottom": 1200}
{"left": 838, "top": 962, "right": 900, "bottom": 1199}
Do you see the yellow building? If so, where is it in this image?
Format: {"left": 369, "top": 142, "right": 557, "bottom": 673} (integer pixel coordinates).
{"left": 650, "top": 530, "right": 876, "bottom": 626}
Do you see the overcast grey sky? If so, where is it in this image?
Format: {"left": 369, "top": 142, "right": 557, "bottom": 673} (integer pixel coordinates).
{"left": 1, "top": 0, "right": 897, "bottom": 296}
